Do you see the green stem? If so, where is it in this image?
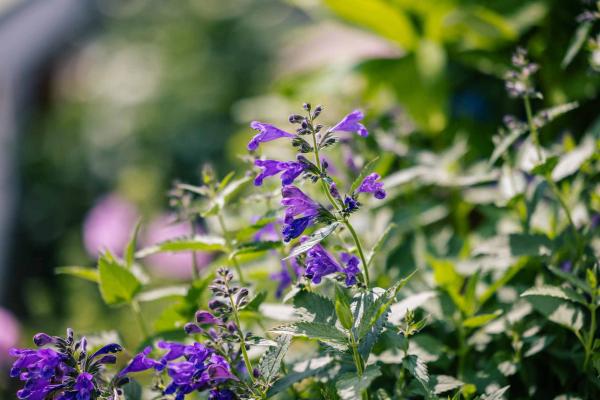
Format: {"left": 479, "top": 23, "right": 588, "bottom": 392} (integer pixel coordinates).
{"left": 131, "top": 300, "right": 149, "bottom": 339}
{"left": 584, "top": 297, "right": 598, "bottom": 371}
{"left": 218, "top": 213, "right": 245, "bottom": 284}
{"left": 344, "top": 220, "right": 371, "bottom": 287}
{"left": 349, "top": 332, "right": 368, "bottom": 400}
{"left": 523, "top": 96, "right": 542, "bottom": 161}
{"left": 456, "top": 317, "right": 467, "bottom": 380}
{"left": 228, "top": 292, "right": 256, "bottom": 387}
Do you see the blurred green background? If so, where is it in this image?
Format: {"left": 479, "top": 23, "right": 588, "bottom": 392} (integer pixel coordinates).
{"left": 1, "top": 0, "right": 599, "bottom": 395}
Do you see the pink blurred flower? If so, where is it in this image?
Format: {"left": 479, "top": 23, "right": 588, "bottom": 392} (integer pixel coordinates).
{"left": 143, "top": 214, "right": 212, "bottom": 280}
{"left": 83, "top": 194, "right": 138, "bottom": 257}
{"left": 0, "top": 308, "right": 20, "bottom": 365}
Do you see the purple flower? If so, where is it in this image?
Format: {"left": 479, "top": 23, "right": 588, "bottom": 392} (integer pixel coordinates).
{"left": 248, "top": 122, "right": 295, "bottom": 151}
{"left": 281, "top": 186, "right": 321, "bottom": 242}
{"left": 118, "top": 346, "right": 163, "bottom": 377}
{"left": 254, "top": 159, "right": 305, "bottom": 186}
{"left": 206, "top": 354, "right": 236, "bottom": 382}
{"left": 331, "top": 110, "right": 368, "bottom": 137}
{"left": 253, "top": 221, "right": 279, "bottom": 242}
{"left": 305, "top": 244, "right": 343, "bottom": 284}
{"left": 72, "top": 372, "right": 95, "bottom": 400}
{"left": 357, "top": 173, "right": 386, "bottom": 199}
{"left": 343, "top": 196, "right": 359, "bottom": 212}
{"left": 83, "top": 194, "right": 138, "bottom": 257}
{"left": 340, "top": 253, "right": 361, "bottom": 286}
{"left": 270, "top": 258, "right": 304, "bottom": 298}
{"left": 305, "top": 245, "right": 361, "bottom": 286}
{"left": 158, "top": 341, "right": 188, "bottom": 364}
{"left": 560, "top": 261, "right": 573, "bottom": 273}
{"left": 195, "top": 311, "right": 222, "bottom": 326}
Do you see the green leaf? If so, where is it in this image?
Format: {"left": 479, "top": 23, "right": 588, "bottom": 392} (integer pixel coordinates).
{"left": 230, "top": 241, "right": 281, "bottom": 258}
{"left": 551, "top": 136, "right": 595, "bottom": 181}
{"left": 404, "top": 354, "right": 429, "bottom": 391}
{"left": 136, "top": 235, "right": 226, "bottom": 258}
{"left": 324, "top": 0, "right": 417, "bottom": 50}
{"left": 55, "top": 266, "right": 99, "bottom": 283}
{"left": 430, "top": 375, "right": 464, "bottom": 395}
{"left": 202, "top": 175, "right": 251, "bottom": 217}
{"left": 521, "top": 285, "right": 587, "bottom": 306}
{"left": 530, "top": 156, "right": 559, "bottom": 177}
{"left": 388, "top": 291, "right": 437, "bottom": 324}
{"left": 98, "top": 255, "right": 142, "bottom": 306}
{"left": 366, "top": 223, "right": 396, "bottom": 267}
{"left": 293, "top": 290, "right": 336, "bottom": 324}
{"left": 284, "top": 223, "right": 340, "bottom": 260}
{"left": 478, "top": 258, "right": 528, "bottom": 307}
{"left": 562, "top": 22, "right": 593, "bottom": 68}
{"left": 350, "top": 157, "right": 380, "bottom": 194}
{"left": 270, "top": 322, "right": 347, "bottom": 345}
{"left": 508, "top": 233, "right": 553, "bottom": 257}
{"left": 125, "top": 220, "right": 142, "bottom": 268}
{"left": 336, "top": 365, "right": 381, "bottom": 400}
{"left": 463, "top": 310, "right": 502, "bottom": 328}
{"left": 481, "top": 385, "right": 510, "bottom": 400}
{"left": 428, "top": 258, "right": 467, "bottom": 313}
{"left": 258, "top": 334, "right": 291, "bottom": 386}
{"left": 242, "top": 291, "right": 267, "bottom": 312}
{"left": 335, "top": 286, "right": 354, "bottom": 330}
{"left": 357, "top": 271, "right": 415, "bottom": 340}
{"left": 267, "top": 356, "right": 334, "bottom": 396}
{"left": 548, "top": 265, "right": 590, "bottom": 294}
{"left": 524, "top": 295, "right": 585, "bottom": 332}
{"left": 135, "top": 286, "right": 187, "bottom": 303}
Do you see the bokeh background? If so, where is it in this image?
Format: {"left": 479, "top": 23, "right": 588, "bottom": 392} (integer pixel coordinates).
{"left": 0, "top": 0, "right": 599, "bottom": 396}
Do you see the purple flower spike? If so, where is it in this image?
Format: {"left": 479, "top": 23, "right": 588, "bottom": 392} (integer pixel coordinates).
{"left": 248, "top": 122, "right": 295, "bottom": 151}
{"left": 357, "top": 173, "right": 386, "bottom": 199}
{"left": 33, "top": 333, "right": 56, "bottom": 347}
{"left": 305, "top": 244, "right": 343, "bottom": 284}
{"left": 158, "top": 341, "right": 188, "bottom": 364}
{"left": 340, "top": 253, "right": 361, "bottom": 286}
{"left": 254, "top": 159, "right": 305, "bottom": 186}
{"left": 118, "top": 347, "right": 163, "bottom": 377}
{"left": 331, "top": 110, "right": 368, "bottom": 137}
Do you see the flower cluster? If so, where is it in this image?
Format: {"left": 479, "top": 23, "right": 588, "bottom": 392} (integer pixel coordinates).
{"left": 504, "top": 47, "right": 542, "bottom": 99}
{"left": 9, "top": 329, "right": 124, "bottom": 400}
{"left": 248, "top": 103, "right": 387, "bottom": 290}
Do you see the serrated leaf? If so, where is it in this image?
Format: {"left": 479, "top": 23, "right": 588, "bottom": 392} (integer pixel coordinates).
{"left": 430, "top": 375, "right": 464, "bottom": 395}
{"left": 357, "top": 271, "right": 415, "bottom": 340}
{"left": 509, "top": 233, "right": 553, "bottom": 257}
{"left": 202, "top": 176, "right": 251, "bottom": 217}
{"left": 270, "top": 322, "right": 347, "bottom": 344}
{"left": 136, "top": 235, "right": 226, "bottom": 258}
{"left": 463, "top": 311, "right": 502, "bottom": 328}
{"left": 55, "top": 266, "right": 99, "bottom": 283}
{"left": 404, "top": 354, "right": 429, "bottom": 390}
{"left": 388, "top": 291, "right": 437, "bottom": 324}
{"left": 135, "top": 286, "right": 187, "bottom": 302}
{"left": 562, "top": 22, "right": 593, "bottom": 68}
{"left": 350, "top": 157, "right": 380, "bottom": 194}
{"left": 521, "top": 285, "right": 587, "bottom": 306}
{"left": 336, "top": 365, "right": 381, "bottom": 400}
{"left": 293, "top": 290, "right": 336, "bottom": 323}
{"left": 258, "top": 334, "right": 291, "bottom": 386}
{"left": 366, "top": 223, "right": 396, "bottom": 267}
{"left": 98, "top": 255, "right": 141, "bottom": 306}
{"left": 284, "top": 223, "right": 340, "bottom": 260}
{"left": 267, "top": 356, "right": 334, "bottom": 396}
{"left": 525, "top": 295, "right": 585, "bottom": 332}
{"left": 481, "top": 385, "right": 510, "bottom": 400}
{"left": 548, "top": 265, "right": 590, "bottom": 294}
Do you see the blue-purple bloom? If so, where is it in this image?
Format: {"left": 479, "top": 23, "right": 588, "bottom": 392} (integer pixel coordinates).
{"left": 10, "top": 330, "right": 123, "bottom": 400}
{"left": 304, "top": 244, "right": 361, "bottom": 286}
{"left": 271, "top": 258, "right": 304, "bottom": 298}
{"left": 248, "top": 122, "right": 295, "bottom": 151}
{"left": 330, "top": 110, "right": 369, "bottom": 137}
{"left": 281, "top": 186, "right": 321, "bottom": 242}
{"left": 118, "top": 346, "right": 163, "bottom": 376}
{"left": 343, "top": 196, "right": 359, "bottom": 212}
{"left": 254, "top": 159, "right": 305, "bottom": 186}
{"left": 357, "top": 173, "right": 386, "bottom": 199}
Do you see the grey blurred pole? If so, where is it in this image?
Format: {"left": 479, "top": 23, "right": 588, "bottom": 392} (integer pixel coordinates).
{"left": 0, "top": 0, "right": 98, "bottom": 301}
